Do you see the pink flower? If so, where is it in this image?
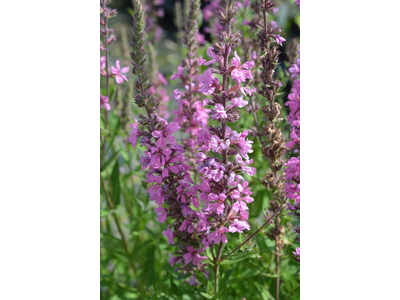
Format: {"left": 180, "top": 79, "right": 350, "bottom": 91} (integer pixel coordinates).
{"left": 162, "top": 225, "right": 174, "bottom": 245}
{"left": 208, "top": 227, "right": 229, "bottom": 244}
{"left": 229, "top": 96, "right": 248, "bottom": 108}
{"left": 211, "top": 104, "right": 227, "bottom": 121}
{"left": 100, "top": 94, "right": 110, "bottom": 110}
{"left": 270, "top": 20, "right": 279, "bottom": 29}
{"left": 172, "top": 89, "right": 182, "bottom": 100}
{"left": 189, "top": 275, "right": 197, "bottom": 286}
{"left": 154, "top": 27, "right": 163, "bottom": 41}
{"left": 197, "top": 33, "right": 205, "bottom": 45}
{"left": 183, "top": 246, "right": 207, "bottom": 265}
{"left": 198, "top": 70, "right": 220, "bottom": 95}
{"left": 128, "top": 119, "right": 139, "bottom": 148}
{"left": 179, "top": 219, "right": 195, "bottom": 233}
{"left": 168, "top": 255, "right": 180, "bottom": 267}
{"left": 158, "top": 72, "right": 168, "bottom": 86}
{"left": 293, "top": 247, "right": 300, "bottom": 256}
{"left": 228, "top": 219, "right": 250, "bottom": 233}
{"left": 294, "top": 0, "right": 300, "bottom": 8}
{"left": 204, "top": 47, "right": 220, "bottom": 66}
{"left": 210, "top": 135, "right": 230, "bottom": 153}
{"left": 157, "top": 8, "right": 164, "bottom": 17}
{"left": 155, "top": 207, "right": 167, "bottom": 223}
{"left": 152, "top": 122, "right": 180, "bottom": 148}
{"left": 208, "top": 193, "right": 226, "bottom": 214}
{"left": 286, "top": 128, "right": 300, "bottom": 150}
{"left": 230, "top": 51, "right": 254, "bottom": 84}
{"left": 240, "top": 86, "right": 257, "bottom": 96}
{"left": 110, "top": 60, "right": 129, "bottom": 84}
{"left": 275, "top": 34, "right": 286, "bottom": 46}
{"left": 149, "top": 147, "right": 172, "bottom": 168}
{"left": 235, "top": 155, "right": 256, "bottom": 176}
{"left": 100, "top": 56, "right": 107, "bottom": 76}
{"left": 288, "top": 59, "right": 300, "bottom": 79}
{"left": 170, "top": 65, "right": 183, "bottom": 80}
{"left": 198, "top": 56, "right": 206, "bottom": 66}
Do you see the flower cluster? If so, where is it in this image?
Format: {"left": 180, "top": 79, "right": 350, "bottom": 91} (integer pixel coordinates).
{"left": 285, "top": 45, "right": 300, "bottom": 264}
{"left": 130, "top": 0, "right": 212, "bottom": 284}
{"left": 190, "top": 0, "right": 256, "bottom": 259}
{"left": 100, "top": 0, "right": 129, "bottom": 110}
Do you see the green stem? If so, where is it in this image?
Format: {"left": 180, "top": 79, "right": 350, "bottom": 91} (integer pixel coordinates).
{"left": 100, "top": 175, "right": 142, "bottom": 291}
{"left": 213, "top": 243, "right": 224, "bottom": 296}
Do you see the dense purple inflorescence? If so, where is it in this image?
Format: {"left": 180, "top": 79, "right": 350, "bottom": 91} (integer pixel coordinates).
{"left": 285, "top": 45, "right": 300, "bottom": 264}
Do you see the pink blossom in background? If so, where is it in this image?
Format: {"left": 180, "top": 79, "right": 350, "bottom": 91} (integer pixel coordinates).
{"left": 289, "top": 59, "right": 300, "bottom": 79}
{"left": 128, "top": 119, "right": 139, "bottom": 148}
{"left": 100, "top": 56, "right": 107, "bottom": 76}
{"left": 162, "top": 225, "right": 174, "bottom": 245}
{"left": 197, "top": 33, "right": 205, "bottom": 45}
{"left": 154, "top": 26, "right": 163, "bottom": 41}
{"left": 275, "top": 34, "right": 286, "bottom": 46}
{"left": 100, "top": 94, "right": 110, "bottom": 110}
{"left": 156, "top": 8, "right": 165, "bottom": 18}
{"left": 110, "top": 60, "right": 129, "bottom": 84}
{"left": 158, "top": 72, "right": 168, "bottom": 86}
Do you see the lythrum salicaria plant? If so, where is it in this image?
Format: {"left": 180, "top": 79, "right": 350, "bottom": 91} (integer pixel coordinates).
{"left": 130, "top": 0, "right": 286, "bottom": 295}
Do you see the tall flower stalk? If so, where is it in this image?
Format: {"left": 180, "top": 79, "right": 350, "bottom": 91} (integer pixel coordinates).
{"left": 130, "top": 0, "right": 210, "bottom": 285}
{"left": 248, "top": 1, "right": 288, "bottom": 298}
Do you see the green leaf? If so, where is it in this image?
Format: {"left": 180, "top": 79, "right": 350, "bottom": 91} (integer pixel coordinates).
{"left": 110, "top": 160, "right": 121, "bottom": 207}
{"left": 101, "top": 150, "right": 120, "bottom": 172}
{"left": 170, "top": 278, "right": 182, "bottom": 298}
{"left": 220, "top": 251, "right": 258, "bottom": 265}
{"left": 199, "top": 292, "right": 214, "bottom": 299}
{"left": 100, "top": 209, "right": 109, "bottom": 218}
